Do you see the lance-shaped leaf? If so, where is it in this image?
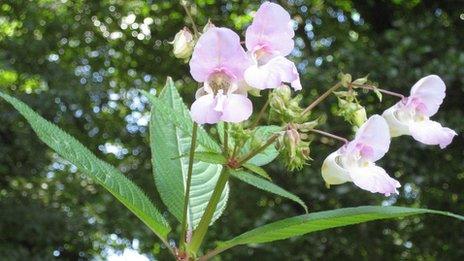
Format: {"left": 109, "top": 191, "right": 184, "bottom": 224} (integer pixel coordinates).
{"left": 230, "top": 170, "right": 307, "bottom": 212}
{"left": 212, "top": 206, "right": 463, "bottom": 255}
{"left": 242, "top": 163, "right": 272, "bottom": 180}
{"left": 0, "top": 92, "right": 171, "bottom": 242}
{"left": 147, "top": 78, "right": 229, "bottom": 229}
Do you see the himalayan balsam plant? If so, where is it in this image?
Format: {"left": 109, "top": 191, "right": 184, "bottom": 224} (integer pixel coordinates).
{"left": 1, "top": 2, "right": 462, "bottom": 260}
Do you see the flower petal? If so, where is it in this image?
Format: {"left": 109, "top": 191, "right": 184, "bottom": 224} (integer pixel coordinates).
{"left": 220, "top": 94, "right": 253, "bottom": 123}
{"left": 382, "top": 105, "right": 411, "bottom": 137}
{"left": 321, "top": 151, "right": 352, "bottom": 185}
{"left": 409, "top": 119, "right": 457, "bottom": 149}
{"left": 190, "top": 94, "right": 221, "bottom": 124}
{"left": 353, "top": 115, "right": 391, "bottom": 162}
{"left": 410, "top": 75, "right": 446, "bottom": 117}
{"left": 189, "top": 27, "right": 251, "bottom": 82}
{"left": 245, "top": 2, "right": 294, "bottom": 56}
{"left": 350, "top": 165, "right": 401, "bottom": 196}
{"left": 244, "top": 56, "right": 301, "bottom": 90}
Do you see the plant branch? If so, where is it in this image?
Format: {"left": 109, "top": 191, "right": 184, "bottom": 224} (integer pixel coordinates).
{"left": 309, "top": 128, "right": 348, "bottom": 144}
{"left": 181, "top": 1, "right": 200, "bottom": 37}
{"left": 189, "top": 167, "right": 230, "bottom": 254}
{"left": 237, "top": 133, "right": 280, "bottom": 165}
{"left": 249, "top": 93, "right": 270, "bottom": 129}
{"left": 355, "top": 84, "right": 405, "bottom": 100}
{"left": 180, "top": 123, "right": 198, "bottom": 249}
{"left": 301, "top": 82, "right": 342, "bottom": 116}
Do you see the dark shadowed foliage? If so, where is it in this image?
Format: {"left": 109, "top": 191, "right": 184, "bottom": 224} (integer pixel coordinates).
{"left": 0, "top": 0, "right": 462, "bottom": 260}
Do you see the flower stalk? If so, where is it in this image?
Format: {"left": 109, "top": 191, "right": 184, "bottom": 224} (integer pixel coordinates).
{"left": 249, "top": 93, "right": 270, "bottom": 129}
{"left": 354, "top": 83, "right": 405, "bottom": 100}
{"left": 309, "top": 128, "right": 348, "bottom": 144}
{"left": 181, "top": 1, "right": 200, "bottom": 37}
{"left": 301, "top": 82, "right": 342, "bottom": 115}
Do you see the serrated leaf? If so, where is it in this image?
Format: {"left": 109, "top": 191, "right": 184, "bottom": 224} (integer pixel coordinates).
{"left": 0, "top": 92, "right": 171, "bottom": 241}
{"left": 215, "top": 206, "right": 464, "bottom": 254}
{"left": 230, "top": 170, "right": 307, "bottom": 212}
{"left": 148, "top": 77, "right": 229, "bottom": 229}
{"left": 242, "top": 163, "right": 271, "bottom": 180}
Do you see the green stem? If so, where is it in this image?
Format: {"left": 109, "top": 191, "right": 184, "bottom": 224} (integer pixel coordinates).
{"left": 181, "top": 1, "right": 200, "bottom": 37}
{"left": 223, "top": 122, "right": 229, "bottom": 157}
{"left": 301, "top": 82, "right": 342, "bottom": 116}
{"left": 249, "top": 93, "right": 270, "bottom": 129}
{"left": 180, "top": 123, "right": 198, "bottom": 249}
{"left": 237, "top": 133, "right": 280, "bottom": 166}
{"left": 189, "top": 167, "right": 230, "bottom": 255}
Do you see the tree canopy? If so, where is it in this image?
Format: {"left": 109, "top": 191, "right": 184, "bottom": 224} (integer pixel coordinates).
{"left": 0, "top": 0, "right": 463, "bottom": 260}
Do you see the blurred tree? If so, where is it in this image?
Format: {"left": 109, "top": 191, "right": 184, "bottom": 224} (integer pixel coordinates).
{"left": 0, "top": 0, "right": 462, "bottom": 260}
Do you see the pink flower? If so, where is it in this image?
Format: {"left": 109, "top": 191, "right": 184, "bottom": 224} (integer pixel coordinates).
{"left": 382, "top": 75, "right": 457, "bottom": 149}
{"left": 189, "top": 27, "right": 253, "bottom": 124}
{"left": 244, "top": 2, "right": 301, "bottom": 90}
{"left": 322, "top": 115, "right": 400, "bottom": 196}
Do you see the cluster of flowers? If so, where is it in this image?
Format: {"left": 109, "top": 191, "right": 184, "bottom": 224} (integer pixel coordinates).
{"left": 188, "top": 2, "right": 301, "bottom": 124}
{"left": 323, "top": 75, "right": 456, "bottom": 196}
{"left": 173, "top": 2, "right": 457, "bottom": 196}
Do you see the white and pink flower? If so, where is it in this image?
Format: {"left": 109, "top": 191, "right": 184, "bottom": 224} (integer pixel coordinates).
{"left": 382, "top": 75, "right": 457, "bottom": 149}
{"left": 189, "top": 27, "right": 253, "bottom": 124}
{"left": 322, "top": 115, "right": 401, "bottom": 196}
{"left": 244, "top": 2, "right": 302, "bottom": 90}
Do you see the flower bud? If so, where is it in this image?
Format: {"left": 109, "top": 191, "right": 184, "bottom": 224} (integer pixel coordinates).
{"left": 274, "top": 85, "right": 292, "bottom": 101}
{"left": 352, "top": 75, "right": 368, "bottom": 86}
{"left": 171, "top": 27, "right": 195, "bottom": 60}
{"left": 269, "top": 86, "right": 307, "bottom": 124}
{"left": 202, "top": 19, "right": 215, "bottom": 33}
{"left": 284, "top": 128, "right": 300, "bottom": 157}
{"left": 353, "top": 106, "right": 367, "bottom": 127}
{"left": 339, "top": 72, "right": 352, "bottom": 88}
{"left": 298, "top": 120, "right": 318, "bottom": 132}
{"left": 279, "top": 127, "right": 311, "bottom": 171}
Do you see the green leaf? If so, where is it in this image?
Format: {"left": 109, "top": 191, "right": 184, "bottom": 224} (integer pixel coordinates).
{"left": 142, "top": 89, "right": 221, "bottom": 154}
{"left": 215, "top": 206, "right": 464, "bottom": 253}
{"left": 148, "top": 77, "right": 229, "bottom": 229}
{"left": 230, "top": 170, "right": 307, "bottom": 212}
{"left": 0, "top": 91, "right": 171, "bottom": 241}
{"left": 244, "top": 126, "right": 281, "bottom": 166}
{"left": 242, "top": 163, "right": 271, "bottom": 180}
{"left": 217, "top": 123, "right": 280, "bottom": 166}
{"left": 195, "top": 152, "right": 227, "bottom": 165}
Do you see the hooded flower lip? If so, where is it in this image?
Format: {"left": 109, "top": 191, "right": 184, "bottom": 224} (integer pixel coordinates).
{"left": 244, "top": 2, "right": 302, "bottom": 91}
{"left": 322, "top": 115, "right": 401, "bottom": 196}
{"left": 382, "top": 75, "right": 457, "bottom": 149}
{"left": 189, "top": 27, "right": 253, "bottom": 124}
{"left": 245, "top": 2, "right": 295, "bottom": 56}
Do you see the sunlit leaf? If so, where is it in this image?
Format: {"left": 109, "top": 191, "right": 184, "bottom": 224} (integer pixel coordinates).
{"left": 147, "top": 78, "right": 228, "bottom": 228}
{"left": 0, "top": 91, "right": 171, "bottom": 242}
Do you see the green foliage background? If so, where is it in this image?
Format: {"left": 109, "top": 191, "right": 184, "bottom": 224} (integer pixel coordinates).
{"left": 0, "top": 0, "right": 462, "bottom": 259}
